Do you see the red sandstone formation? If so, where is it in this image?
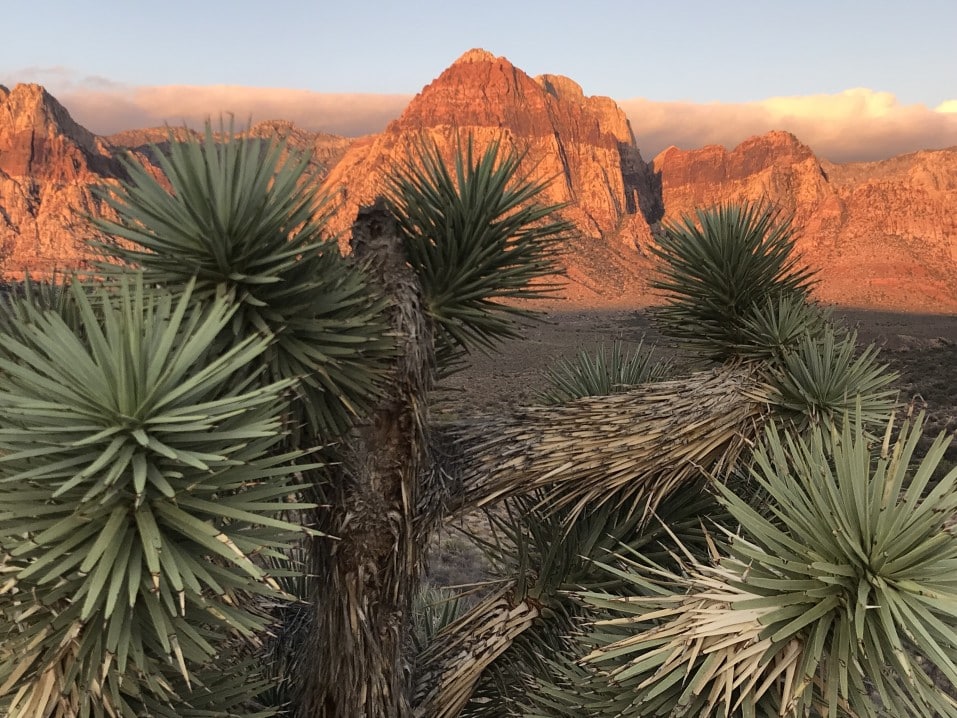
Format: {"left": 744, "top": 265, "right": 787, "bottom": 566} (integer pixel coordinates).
{"left": 1, "top": 50, "right": 956, "bottom": 312}
{"left": 0, "top": 83, "right": 121, "bottom": 276}
{"left": 652, "top": 132, "right": 957, "bottom": 311}
{"left": 320, "top": 48, "right": 662, "bottom": 302}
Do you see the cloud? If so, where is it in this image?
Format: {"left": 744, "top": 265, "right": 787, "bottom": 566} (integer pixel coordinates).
{"left": 2, "top": 68, "right": 955, "bottom": 162}
{"left": 0, "top": 67, "right": 411, "bottom": 137}
{"left": 55, "top": 85, "right": 412, "bottom": 137}
{"left": 620, "top": 89, "right": 957, "bottom": 163}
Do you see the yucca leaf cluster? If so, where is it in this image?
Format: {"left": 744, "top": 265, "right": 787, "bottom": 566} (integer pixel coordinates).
{"left": 93, "top": 126, "right": 393, "bottom": 438}
{"left": 651, "top": 201, "right": 898, "bottom": 428}
{"left": 538, "top": 339, "right": 672, "bottom": 405}
{"left": 718, "top": 414, "right": 957, "bottom": 716}
{"left": 765, "top": 325, "right": 899, "bottom": 428}
{"left": 651, "top": 202, "right": 816, "bottom": 363}
{"left": 387, "top": 137, "right": 570, "bottom": 370}
{"left": 0, "top": 278, "right": 314, "bottom": 716}
{"left": 528, "top": 413, "right": 957, "bottom": 717}
{"left": 0, "top": 274, "right": 81, "bottom": 352}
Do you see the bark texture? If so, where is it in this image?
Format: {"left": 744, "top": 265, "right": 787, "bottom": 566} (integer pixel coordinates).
{"left": 297, "top": 200, "right": 432, "bottom": 717}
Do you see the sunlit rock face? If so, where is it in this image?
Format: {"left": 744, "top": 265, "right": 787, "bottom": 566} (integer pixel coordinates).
{"left": 0, "top": 83, "right": 124, "bottom": 276}
{"left": 3, "top": 55, "right": 957, "bottom": 311}
{"left": 654, "top": 132, "right": 957, "bottom": 311}
{"left": 320, "top": 49, "right": 663, "bottom": 304}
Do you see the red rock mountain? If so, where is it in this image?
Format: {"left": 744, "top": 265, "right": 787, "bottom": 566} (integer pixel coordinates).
{"left": 653, "top": 133, "right": 957, "bottom": 310}
{"left": 0, "top": 83, "right": 122, "bottom": 275}
{"left": 0, "top": 89, "right": 352, "bottom": 278}
{"left": 322, "top": 48, "right": 662, "bottom": 302}
{"left": 1, "top": 52, "right": 956, "bottom": 312}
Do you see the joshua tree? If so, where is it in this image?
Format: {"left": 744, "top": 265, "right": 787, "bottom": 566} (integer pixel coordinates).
{"left": 0, "top": 122, "right": 927, "bottom": 718}
{"left": 432, "top": 203, "right": 954, "bottom": 718}
{"left": 0, "top": 127, "right": 572, "bottom": 717}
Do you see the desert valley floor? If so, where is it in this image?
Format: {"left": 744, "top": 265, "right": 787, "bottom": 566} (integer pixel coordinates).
{"left": 438, "top": 306, "right": 957, "bottom": 414}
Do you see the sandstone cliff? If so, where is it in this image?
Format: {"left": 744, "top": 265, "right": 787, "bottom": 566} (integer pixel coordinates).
{"left": 0, "top": 88, "right": 353, "bottom": 279}
{"left": 653, "top": 133, "right": 957, "bottom": 311}
{"left": 323, "top": 50, "right": 660, "bottom": 237}
{"left": 320, "top": 48, "right": 661, "bottom": 302}
{"left": 0, "top": 83, "right": 122, "bottom": 276}
{"left": 2, "top": 53, "right": 957, "bottom": 313}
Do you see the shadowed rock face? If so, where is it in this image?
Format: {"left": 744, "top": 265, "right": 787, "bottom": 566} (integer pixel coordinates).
{"left": 2, "top": 53, "right": 957, "bottom": 311}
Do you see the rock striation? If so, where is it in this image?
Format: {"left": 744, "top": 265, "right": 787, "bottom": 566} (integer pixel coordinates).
{"left": 0, "top": 83, "right": 122, "bottom": 275}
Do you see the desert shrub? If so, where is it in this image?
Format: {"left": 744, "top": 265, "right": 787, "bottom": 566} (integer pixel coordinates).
{"left": 538, "top": 339, "right": 673, "bottom": 405}
{"left": 386, "top": 136, "right": 570, "bottom": 371}
{"left": 92, "top": 125, "right": 393, "bottom": 439}
{"left": 651, "top": 201, "right": 815, "bottom": 362}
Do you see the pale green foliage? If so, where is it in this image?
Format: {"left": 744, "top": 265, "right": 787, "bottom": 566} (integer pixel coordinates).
{"left": 717, "top": 412, "right": 957, "bottom": 716}
{"left": 456, "top": 487, "right": 725, "bottom": 718}
{"left": 92, "top": 123, "right": 393, "bottom": 437}
{"left": 412, "top": 586, "right": 466, "bottom": 654}
{"left": 651, "top": 201, "right": 898, "bottom": 430}
{"left": 387, "top": 136, "right": 570, "bottom": 370}
{"left": 652, "top": 202, "right": 816, "bottom": 362}
{"left": 0, "top": 274, "right": 81, "bottom": 354}
{"left": 539, "top": 339, "right": 672, "bottom": 405}
{"left": 765, "top": 326, "right": 899, "bottom": 428}
{"left": 525, "top": 412, "right": 957, "bottom": 717}
{"left": 734, "top": 293, "right": 830, "bottom": 361}
{"left": 0, "top": 277, "right": 314, "bottom": 716}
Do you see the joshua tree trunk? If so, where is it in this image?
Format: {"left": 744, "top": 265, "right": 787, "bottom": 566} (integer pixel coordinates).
{"left": 293, "top": 204, "right": 768, "bottom": 718}
{"left": 298, "top": 201, "right": 433, "bottom": 717}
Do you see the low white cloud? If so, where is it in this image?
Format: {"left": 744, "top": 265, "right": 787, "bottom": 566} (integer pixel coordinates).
{"left": 0, "top": 68, "right": 411, "bottom": 137}
{"left": 3, "top": 68, "right": 955, "bottom": 163}
{"left": 57, "top": 85, "right": 412, "bottom": 137}
{"left": 621, "top": 89, "right": 957, "bottom": 163}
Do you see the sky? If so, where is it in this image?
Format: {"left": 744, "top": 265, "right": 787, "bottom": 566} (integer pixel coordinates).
{"left": 2, "top": 0, "right": 956, "bottom": 162}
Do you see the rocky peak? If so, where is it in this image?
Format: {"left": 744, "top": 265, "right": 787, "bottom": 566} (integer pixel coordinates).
{"left": 1, "top": 84, "right": 100, "bottom": 153}
{"left": 452, "top": 48, "right": 498, "bottom": 65}
{"left": 0, "top": 83, "right": 116, "bottom": 181}
{"left": 324, "top": 50, "right": 660, "bottom": 251}
{"left": 0, "top": 83, "right": 124, "bottom": 277}
{"left": 653, "top": 130, "right": 827, "bottom": 222}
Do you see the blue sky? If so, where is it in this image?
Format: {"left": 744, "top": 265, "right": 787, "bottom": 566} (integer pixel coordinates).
{"left": 2, "top": 0, "right": 956, "bottom": 161}
{"left": 5, "top": 0, "right": 955, "bottom": 104}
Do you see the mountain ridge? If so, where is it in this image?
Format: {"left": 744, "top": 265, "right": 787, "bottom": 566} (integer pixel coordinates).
{"left": 1, "top": 51, "right": 956, "bottom": 311}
